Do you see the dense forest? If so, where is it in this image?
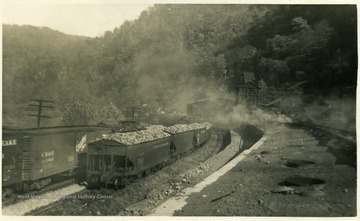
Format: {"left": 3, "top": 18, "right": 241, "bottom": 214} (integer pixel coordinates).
{"left": 2, "top": 4, "right": 357, "bottom": 129}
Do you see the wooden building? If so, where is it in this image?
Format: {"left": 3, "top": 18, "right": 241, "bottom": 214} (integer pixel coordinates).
{"left": 235, "top": 82, "right": 261, "bottom": 106}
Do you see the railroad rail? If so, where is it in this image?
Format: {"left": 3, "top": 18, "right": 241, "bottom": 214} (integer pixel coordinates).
{"left": 2, "top": 179, "right": 76, "bottom": 207}
{"left": 29, "top": 201, "right": 88, "bottom": 216}
{"left": 287, "top": 123, "right": 356, "bottom": 145}
{"left": 285, "top": 122, "right": 356, "bottom": 168}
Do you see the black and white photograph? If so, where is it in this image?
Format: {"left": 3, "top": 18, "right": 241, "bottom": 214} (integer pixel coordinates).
{"left": 1, "top": 0, "right": 358, "bottom": 218}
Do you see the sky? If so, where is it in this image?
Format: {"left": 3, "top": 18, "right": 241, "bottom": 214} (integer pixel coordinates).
{"left": 1, "top": 1, "right": 153, "bottom": 37}
{"left": 1, "top": 0, "right": 358, "bottom": 37}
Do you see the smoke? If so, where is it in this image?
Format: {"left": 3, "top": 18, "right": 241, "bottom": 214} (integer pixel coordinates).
{"left": 129, "top": 45, "right": 231, "bottom": 116}
{"left": 303, "top": 96, "right": 356, "bottom": 132}
{"left": 215, "top": 105, "right": 292, "bottom": 128}
{"left": 126, "top": 42, "right": 295, "bottom": 128}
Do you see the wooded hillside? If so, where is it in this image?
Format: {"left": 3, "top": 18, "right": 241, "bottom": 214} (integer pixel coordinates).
{"left": 2, "top": 4, "right": 357, "bottom": 128}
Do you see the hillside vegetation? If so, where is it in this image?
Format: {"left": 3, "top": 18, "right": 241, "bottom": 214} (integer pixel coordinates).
{"left": 2, "top": 5, "right": 357, "bottom": 129}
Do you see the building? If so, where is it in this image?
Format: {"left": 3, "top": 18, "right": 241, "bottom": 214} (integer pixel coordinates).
{"left": 227, "top": 71, "right": 261, "bottom": 106}
{"left": 235, "top": 81, "right": 261, "bottom": 106}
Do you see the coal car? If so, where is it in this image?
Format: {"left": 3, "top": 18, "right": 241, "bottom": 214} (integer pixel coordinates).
{"left": 86, "top": 125, "right": 210, "bottom": 188}
{"left": 170, "top": 130, "right": 197, "bottom": 157}
{"left": 86, "top": 136, "right": 173, "bottom": 187}
{"left": 194, "top": 127, "right": 208, "bottom": 148}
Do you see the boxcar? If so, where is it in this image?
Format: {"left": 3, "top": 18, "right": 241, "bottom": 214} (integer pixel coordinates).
{"left": 2, "top": 126, "right": 111, "bottom": 192}
{"left": 87, "top": 136, "right": 172, "bottom": 187}
{"left": 21, "top": 129, "right": 77, "bottom": 183}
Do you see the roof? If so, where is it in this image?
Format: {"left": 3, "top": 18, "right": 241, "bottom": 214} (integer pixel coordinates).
{"left": 5, "top": 125, "right": 110, "bottom": 135}
{"left": 263, "top": 98, "right": 282, "bottom": 107}
{"left": 343, "top": 85, "right": 356, "bottom": 90}
{"left": 187, "top": 97, "right": 236, "bottom": 105}
{"left": 288, "top": 81, "right": 307, "bottom": 89}
{"left": 237, "top": 81, "right": 261, "bottom": 89}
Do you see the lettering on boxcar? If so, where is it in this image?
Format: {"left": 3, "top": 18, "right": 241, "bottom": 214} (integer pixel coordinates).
{"left": 41, "top": 151, "right": 54, "bottom": 158}
{"left": 153, "top": 142, "right": 169, "bottom": 149}
{"left": 2, "top": 139, "right": 17, "bottom": 146}
{"left": 41, "top": 151, "right": 55, "bottom": 165}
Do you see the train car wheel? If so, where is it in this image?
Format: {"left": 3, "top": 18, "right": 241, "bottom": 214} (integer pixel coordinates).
{"left": 142, "top": 170, "right": 150, "bottom": 178}
{"left": 137, "top": 173, "right": 142, "bottom": 179}
{"left": 22, "top": 183, "right": 30, "bottom": 193}
{"left": 96, "top": 177, "right": 102, "bottom": 189}
{"left": 105, "top": 178, "right": 111, "bottom": 189}
{"left": 121, "top": 177, "right": 129, "bottom": 187}
{"left": 2, "top": 188, "right": 13, "bottom": 198}
{"left": 114, "top": 178, "right": 120, "bottom": 190}
{"left": 16, "top": 183, "right": 22, "bottom": 192}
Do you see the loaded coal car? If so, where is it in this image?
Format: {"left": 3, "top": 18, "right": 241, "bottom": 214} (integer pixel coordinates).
{"left": 194, "top": 127, "right": 208, "bottom": 148}
{"left": 86, "top": 123, "right": 212, "bottom": 189}
{"left": 86, "top": 133, "right": 172, "bottom": 188}
{"left": 168, "top": 130, "right": 195, "bottom": 157}
{"left": 2, "top": 125, "right": 111, "bottom": 194}
{"left": 163, "top": 124, "right": 208, "bottom": 157}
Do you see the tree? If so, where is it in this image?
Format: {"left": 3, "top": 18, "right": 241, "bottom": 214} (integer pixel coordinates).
{"left": 257, "top": 58, "right": 289, "bottom": 86}
{"left": 62, "top": 100, "right": 96, "bottom": 126}
{"left": 94, "top": 102, "right": 125, "bottom": 124}
{"left": 256, "top": 16, "right": 335, "bottom": 87}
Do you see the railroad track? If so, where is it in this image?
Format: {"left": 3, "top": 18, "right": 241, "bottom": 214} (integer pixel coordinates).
{"left": 2, "top": 183, "right": 85, "bottom": 216}
{"left": 286, "top": 122, "right": 356, "bottom": 168}
{"left": 287, "top": 123, "right": 356, "bottom": 145}
{"left": 2, "top": 179, "right": 76, "bottom": 207}
{"left": 29, "top": 201, "right": 66, "bottom": 215}
{"left": 29, "top": 199, "right": 88, "bottom": 216}
{"left": 311, "top": 124, "right": 356, "bottom": 144}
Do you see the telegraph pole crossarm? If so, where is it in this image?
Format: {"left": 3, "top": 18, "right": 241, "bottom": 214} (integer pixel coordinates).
{"left": 29, "top": 99, "right": 54, "bottom": 103}
{"left": 28, "top": 99, "right": 55, "bottom": 128}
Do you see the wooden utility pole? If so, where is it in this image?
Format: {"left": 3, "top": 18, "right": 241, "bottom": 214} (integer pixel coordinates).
{"left": 125, "top": 106, "right": 151, "bottom": 122}
{"left": 28, "top": 99, "right": 54, "bottom": 128}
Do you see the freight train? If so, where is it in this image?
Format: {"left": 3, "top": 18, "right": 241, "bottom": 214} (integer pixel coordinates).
{"left": 2, "top": 125, "right": 111, "bottom": 194}
{"left": 2, "top": 122, "right": 211, "bottom": 195}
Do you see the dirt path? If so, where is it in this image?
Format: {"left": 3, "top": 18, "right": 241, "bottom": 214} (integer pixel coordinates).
{"left": 171, "top": 123, "right": 356, "bottom": 216}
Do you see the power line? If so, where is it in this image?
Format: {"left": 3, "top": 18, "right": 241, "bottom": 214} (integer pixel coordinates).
{"left": 28, "top": 99, "right": 55, "bottom": 128}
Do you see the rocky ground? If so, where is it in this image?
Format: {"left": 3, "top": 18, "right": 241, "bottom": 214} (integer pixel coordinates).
{"left": 170, "top": 122, "right": 357, "bottom": 217}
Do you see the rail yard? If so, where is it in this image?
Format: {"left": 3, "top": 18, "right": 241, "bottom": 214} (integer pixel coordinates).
{"left": 2, "top": 119, "right": 356, "bottom": 216}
